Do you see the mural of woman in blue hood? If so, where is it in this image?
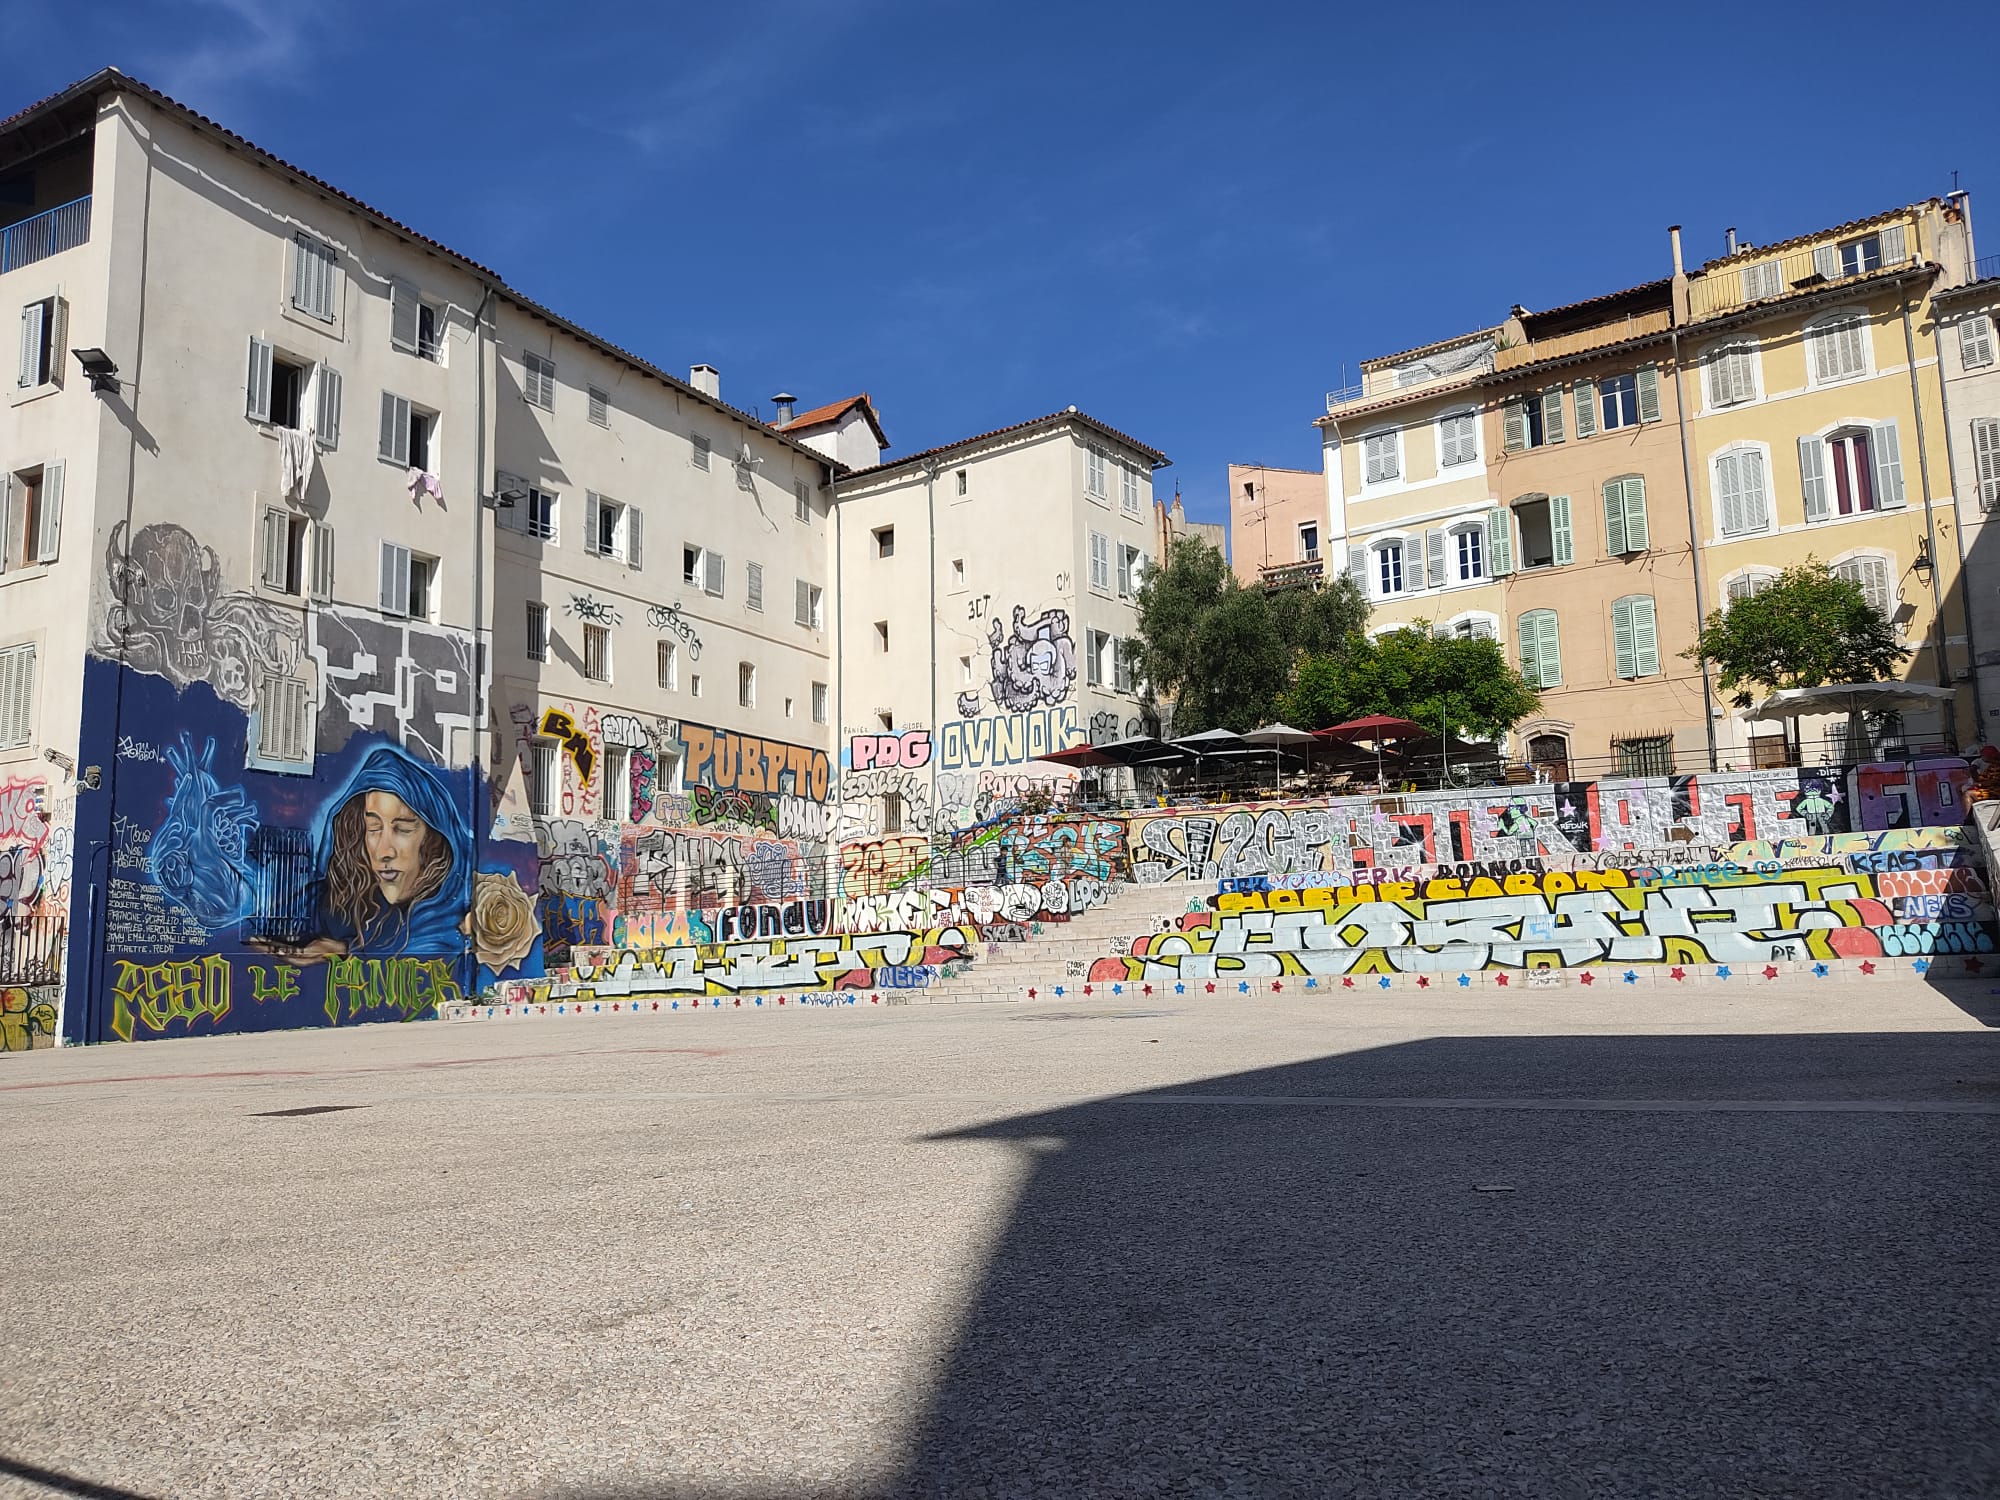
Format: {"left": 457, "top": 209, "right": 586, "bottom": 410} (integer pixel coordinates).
{"left": 259, "top": 746, "right": 473, "bottom": 962}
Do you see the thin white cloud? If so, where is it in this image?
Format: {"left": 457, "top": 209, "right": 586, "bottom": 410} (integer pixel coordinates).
{"left": 145, "top": 0, "right": 318, "bottom": 112}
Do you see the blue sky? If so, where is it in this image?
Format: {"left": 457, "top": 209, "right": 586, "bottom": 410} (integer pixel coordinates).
{"left": 9, "top": 1, "right": 1998, "bottom": 525}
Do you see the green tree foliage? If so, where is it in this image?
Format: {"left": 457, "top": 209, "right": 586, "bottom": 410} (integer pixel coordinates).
{"left": 1279, "top": 625, "right": 1541, "bottom": 741}
{"left": 1126, "top": 536, "right": 1368, "bottom": 733}
{"left": 1684, "top": 559, "right": 1910, "bottom": 708}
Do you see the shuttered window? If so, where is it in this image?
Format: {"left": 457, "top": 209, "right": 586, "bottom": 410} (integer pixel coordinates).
{"left": 1808, "top": 313, "right": 1868, "bottom": 384}
{"left": 1375, "top": 541, "right": 1404, "bottom": 596}
{"left": 1870, "top": 420, "right": 1906, "bottom": 508}
{"left": 1741, "top": 261, "right": 1783, "bottom": 301}
{"left": 0, "top": 643, "right": 35, "bottom": 749}
{"left": 1636, "top": 365, "right": 1661, "bottom": 423}
{"left": 17, "top": 297, "right": 63, "bottom": 389}
{"left": 1424, "top": 527, "right": 1446, "bottom": 589}
{"left": 1611, "top": 595, "right": 1660, "bottom": 680}
{"left": 1836, "top": 555, "right": 1894, "bottom": 618}
{"left": 1089, "top": 530, "right": 1112, "bottom": 591}
{"left": 794, "top": 480, "right": 812, "bottom": 522}
{"left": 1517, "top": 610, "right": 1560, "bottom": 689}
{"left": 1972, "top": 418, "right": 2000, "bottom": 510}
{"left": 1573, "top": 379, "right": 1598, "bottom": 438}
{"left": 379, "top": 392, "right": 412, "bottom": 465}
{"left": 1601, "top": 475, "right": 1648, "bottom": 555}
{"left": 379, "top": 541, "right": 412, "bottom": 617}
{"left": 589, "top": 386, "right": 610, "bottom": 426}
{"left": 261, "top": 505, "right": 295, "bottom": 592}
{"left": 1345, "top": 543, "right": 1367, "bottom": 589}
{"left": 1454, "top": 526, "right": 1484, "bottom": 582}
{"left": 291, "top": 234, "right": 336, "bottom": 321}
{"left": 1715, "top": 448, "right": 1769, "bottom": 535}
{"left": 1549, "top": 494, "right": 1574, "bottom": 567}
{"left": 1704, "top": 342, "right": 1756, "bottom": 408}
{"left": 1540, "top": 387, "right": 1565, "bottom": 444}
{"left": 704, "top": 548, "right": 724, "bottom": 597}
{"left": 692, "top": 434, "right": 711, "bottom": 471}
{"left": 1438, "top": 410, "right": 1478, "bottom": 466}
{"left": 1121, "top": 461, "right": 1141, "bottom": 514}
{"left": 256, "top": 673, "right": 311, "bottom": 762}
{"left": 313, "top": 364, "right": 342, "bottom": 448}
{"left": 391, "top": 281, "right": 421, "bottom": 353}
{"left": 1362, "top": 430, "right": 1400, "bottom": 484}
{"left": 1085, "top": 444, "right": 1108, "bottom": 498}
{"left": 1960, "top": 315, "right": 1995, "bottom": 371}
{"left": 1727, "top": 571, "right": 1777, "bottom": 606}
{"left": 746, "top": 561, "right": 764, "bottom": 612}
{"left": 1485, "top": 506, "right": 1514, "bottom": 575}
{"left": 310, "top": 524, "right": 335, "bottom": 603}
{"left": 522, "top": 352, "right": 556, "bottom": 410}
{"left": 246, "top": 336, "right": 275, "bottom": 422}
{"left": 28, "top": 462, "right": 62, "bottom": 565}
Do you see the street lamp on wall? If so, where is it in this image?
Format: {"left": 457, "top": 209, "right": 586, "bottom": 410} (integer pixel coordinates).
{"left": 1912, "top": 538, "right": 1933, "bottom": 583}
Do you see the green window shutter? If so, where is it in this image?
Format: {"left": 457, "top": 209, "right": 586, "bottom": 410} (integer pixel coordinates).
{"left": 1537, "top": 611, "right": 1562, "bottom": 687}
{"left": 1798, "top": 435, "right": 1830, "bottom": 522}
{"left": 1622, "top": 477, "right": 1649, "bottom": 552}
{"left": 1631, "top": 596, "right": 1659, "bottom": 677}
{"left": 1636, "top": 364, "right": 1661, "bottom": 423}
{"left": 1601, "top": 479, "right": 1627, "bottom": 556}
{"left": 1518, "top": 613, "right": 1542, "bottom": 686}
{"left": 1541, "top": 387, "right": 1565, "bottom": 443}
{"left": 1870, "top": 420, "right": 1906, "bottom": 507}
{"left": 1612, "top": 597, "right": 1637, "bottom": 679}
{"left": 1550, "top": 494, "right": 1573, "bottom": 566}
{"left": 1503, "top": 400, "right": 1526, "bottom": 453}
{"left": 1573, "top": 380, "right": 1597, "bottom": 438}
{"left": 1486, "top": 506, "right": 1514, "bottom": 575}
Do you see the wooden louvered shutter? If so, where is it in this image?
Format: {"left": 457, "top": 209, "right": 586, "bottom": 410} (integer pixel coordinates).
{"left": 626, "top": 505, "right": 643, "bottom": 569}
{"left": 1621, "top": 477, "right": 1648, "bottom": 553}
{"left": 0, "top": 476, "right": 11, "bottom": 576}
{"left": 1636, "top": 365, "right": 1661, "bottom": 422}
{"left": 1541, "top": 387, "right": 1565, "bottom": 443}
{"left": 1518, "top": 613, "right": 1541, "bottom": 687}
{"left": 1550, "top": 494, "right": 1573, "bottom": 566}
{"left": 1813, "top": 244, "right": 1841, "bottom": 281}
{"left": 1870, "top": 421, "right": 1906, "bottom": 507}
{"left": 583, "top": 492, "right": 604, "bottom": 556}
{"left": 246, "top": 336, "right": 274, "bottom": 422}
{"left": 1503, "top": 400, "right": 1526, "bottom": 453}
{"left": 261, "top": 507, "right": 290, "bottom": 590}
{"left": 1972, "top": 418, "right": 2000, "bottom": 510}
{"left": 1799, "top": 436, "right": 1830, "bottom": 522}
{"left": 17, "top": 301, "right": 43, "bottom": 389}
{"left": 1345, "top": 543, "right": 1367, "bottom": 589}
{"left": 705, "top": 549, "right": 724, "bottom": 597}
{"left": 1612, "top": 597, "right": 1637, "bottom": 680}
{"left": 795, "top": 578, "right": 811, "bottom": 626}
{"left": 380, "top": 542, "right": 410, "bottom": 616}
{"left": 379, "top": 392, "right": 410, "bottom": 464}
{"left": 391, "top": 281, "right": 420, "bottom": 353}
{"left": 1572, "top": 380, "right": 1597, "bottom": 439}
{"left": 1879, "top": 223, "right": 1907, "bottom": 265}
{"left": 33, "top": 461, "right": 62, "bottom": 564}
{"left": 311, "top": 525, "right": 335, "bottom": 602}
{"left": 314, "top": 364, "right": 342, "bottom": 448}
{"left": 1630, "top": 596, "right": 1658, "bottom": 677}
{"left": 1960, "top": 316, "right": 1995, "bottom": 370}
{"left": 1602, "top": 480, "right": 1627, "bottom": 556}
{"left": 1424, "top": 527, "right": 1446, "bottom": 589}
{"left": 1485, "top": 507, "right": 1513, "bottom": 575}
{"left": 1539, "top": 612, "right": 1561, "bottom": 687}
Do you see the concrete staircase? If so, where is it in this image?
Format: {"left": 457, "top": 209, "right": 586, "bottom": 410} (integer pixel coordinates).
{"left": 917, "top": 880, "right": 1205, "bottom": 1003}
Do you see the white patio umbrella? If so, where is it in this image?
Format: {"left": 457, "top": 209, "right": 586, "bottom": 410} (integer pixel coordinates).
{"left": 1243, "top": 723, "right": 1318, "bottom": 791}
{"left": 1740, "top": 683, "right": 1956, "bottom": 761}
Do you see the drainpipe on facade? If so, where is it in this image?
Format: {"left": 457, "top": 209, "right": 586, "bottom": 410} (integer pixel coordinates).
{"left": 1927, "top": 315, "right": 1987, "bottom": 736}
{"left": 921, "top": 457, "right": 941, "bottom": 839}
{"left": 827, "top": 462, "right": 842, "bottom": 902}
{"left": 1900, "top": 286, "right": 1962, "bottom": 750}
{"left": 1666, "top": 225, "right": 1720, "bottom": 772}
{"left": 468, "top": 282, "right": 496, "bottom": 976}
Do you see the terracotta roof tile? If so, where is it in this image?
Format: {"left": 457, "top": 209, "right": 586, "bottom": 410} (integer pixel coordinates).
{"left": 778, "top": 393, "right": 889, "bottom": 448}
{"left": 839, "top": 408, "right": 1168, "bottom": 483}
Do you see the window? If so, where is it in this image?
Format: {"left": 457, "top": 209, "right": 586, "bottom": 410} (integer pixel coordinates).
{"left": 1741, "top": 261, "right": 1784, "bottom": 302}
{"left": 1807, "top": 312, "right": 1869, "bottom": 385}
{"left": 691, "top": 672, "right": 703, "bottom": 699}
{"left": 1726, "top": 570, "right": 1778, "bottom": 607}
{"left": 1601, "top": 476, "right": 1649, "bottom": 555}
{"left": 1118, "top": 543, "right": 1143, "bottom": 599}
{"left": 1800, "top": 423, "right": 1903, "bottom": 521}
{"left": 246, "top": 341, "right": 337, "bottom": 436}
{"left": 1085, "top": 443, "right": 1108, "bottom": 498}
{"left": 17, "top": 296, "right": 64, "bottom": 389}
{"left": 1960, "top": 315, "right": 1995, "bottom": 371}
{"left": 874, "top": 620, "right": 889, "bottom": 653}
{"left": 256, "top": 674, "right": 310, "bottom": 763}
{"left": 1517, "top": 610, "right": 1561, "bottom": 689}
{"left": 746, "top": 562, "right": 764, "bottom": 612}
{"left": 1714, "top": 447, "right": 1770, "bottom": 536}
{"left": 377, "top": 545, "right": 435, "bottom": 620}
{"left": 1114, "top": 637, "right": 1133, "bottom": 693}
{"left": 260, "top": 505, "right": 307, "bottom": 595}
{"left": 267, "top": 354, "right": 309, "bottom": 431}
{"left": 1527, "top": 733, "right": 1570, "bottom": 782}
{"left": 1362, "top": 429, "right": 1401, "bottom": 484}
{"left": 794, "top": 480, "right": 812, "bottom": 522}
{"left": 1502, "top": 389, "right": 1564, "bottom": 452}
{"left": 1453, "top": 526, "right": 1483, "bottom": 582}
{"left": 783, "top": 696, "right": 794, "bottom": 720}
{"left": 528, "top": 740, "right": 558, "bottom": 818}
{"left": 602, "top": 748, "right": 631, "bottom": 823}
{"left": 291, "top": 233, "right": 336, "bottom": 322}
{"left": 657, "top": 639, "right": 678, "bottom": 689}
{"left": 883, "top": 791, "right": 904, "bottom": 836}
{"left": 877, "top": 711, "right": 894, "bottom": 731}
{"left": 1838, "top": 235, "right": 1883, "bottom": 277}
{"left": 874, "top": 525, "right": 895, "bottom": 558}
{"left": 309, "top": 523, "right": 334, "bottom": 602}
{"left": 3, "top": 464, "right": 63, "bottom": 569}
{"left": 956, "top": 469, "right": 968, "bottom": 496}
{"left": 683, "top": 545, "right": 724, "bottom": 596}
{"left": 1615, "top": 735, "right": 1673, "bottom": 778}
{"left": 1972, "top": 418, "right": 2000, "bottom": 511}
{"left": 1375, "top": 540, "right": 1405, "bottom": 596}
{"left": 1448, "top": 616, "right": 1496, "bottom": 640}
{"left": 795, "top": 579, "right": 824, "bottom": 629}
{"left": 1610, "top": 594, "right": 1660, "bottom": 680}
{"left": 960, "top": 655, "right": 974, "bottom": 686}
{"left": 951, "top": 558, "right": 966, "bottom": 587}
{"left": 0, "top": 643, "right": 36, "bottom": 749}
{"left": 583, "top": 623, "right": 611, "bottom": 682}
{"left": 408, "top": 554, "right": 436, "bottom": 621}
{"left": 1438, "top": 410, "right": 1478, "bottom": 467}
{"left": 692, "top": 434, "right": 711, "bottom": 471}
{"left": 1511, "top": 495, "right": 1571, "bottom": 570}
{"left": 1598, "top": 374, "right": 1640, "bottom": 431}
{"left": 526, "top": 602, "right": 549, "bottom": 662}
{"left": 589, "top": 386, "right": 610, "bottom": 426}
{"left": 738, "top": 661, "right": 756, "bottom": 707}
{"left": 1089, "top": 530, "right": 1112, "bottom": 592}
{"left": 1086, "top": 629, "right": 1112, "bottom": 687}
{"left": 522, "top": 352, "right": 555, "bottom": 410}
{"left": 1121, "top": 461, "right": 1141, "bottom": 515}
{"left": 1835, "top": 555, "right": 1895, "bottom": 618}
{"left": 585, "top": 494, "right": 642, "bottom": 566}
{"left": 377, "top": 394, "right": 434, "bottom": 471}
{"left": 513, "top": 486, "right": 554, "bottom": 543}
{"left": 809, "top": 681, "right": 827, "bottom": 724}
{"left": 390, "top": 283, "right": 442, "bottom": 362}
{"left": 1299, "top": 522, "right": 1319, "bottom": 561}
{"left": 1703, "top": 341, "right": 1757, "bottom": 409}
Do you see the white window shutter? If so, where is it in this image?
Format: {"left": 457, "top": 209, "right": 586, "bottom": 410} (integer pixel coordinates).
{"left": 583, "top": 492, "right": 603, "bottom": 556}
{"left": 379, "top": 541, "right": 410, "bottom": 616}
{"left": 626, "top": 505, "right": 644, "bottom": 569}
{"left": 1622, "top": 477, "right": 1648, "bottom": 552}
{"left": 1718, "top": 453, "right": 1745, "bottom": 535}
{"left": 1485, "top": 506, "right": 1513, "bottom": 575}
{"left": 1741, "top": 449, "right": 1769, "bottom": 529}
{"left": 1960, "top": 316, "right": 1995, "bottom": 370}
{"left": 0, "top": 476, "right": 11, "bottom": 575}
{"left": 493, "top": 472, "right": 524, "bottom": 533}
{"left": 747, "top": 561, "right": 764, "bottom": 610}
{"left": 705, "top": 549, "right": 724, "bottom": 597}
{"left": 1813, "top": 244, "right": 1841, "bottom": 281}
{"left": 33, "top": 461, "right": 62, "bottom": 563}
{"left": 1870, "top": 421, "right": 1906, "bottom": 507}
{"left": 1972, "top": 418, "right": 2000, "bottom": 510}
{"left": 795, "top": 578, "right": 811, "bottom": 626}
{"left": 1879, "top": 222, "right": 1907, "bottom": 264}
{"left": 1345, "top": 543, "right": 1367, "bottom": 587}
{"left": 314, "top": 364, "right": 342, "bottom": 448}
{"left": 246, "top": 336, "right": 273, "bottom": 422}
{"left": 1541, "top": 387, "right": 1565, "bottom": 443}
{"left": 1612, "top": 597, "right": 1637, "bottom": 679}
{"left": 1798, "top": 435, "right": 1830, "bottom": 522}
{"left": 379, "top": 392, "right": 410, "bottom": 464}
{"left": 1601, "top": 480, "right": 1627, "bottom": 556}
{"left": 1424, "top": 527, "right": 1446, "bottom": 589}
{"left": 1550, "top": 493, "right": 1574, "bottom": 566}
{"left": 18, "top": 302, "right": 44, "bottom": 389}
{"left": 1572, "top": 380, "right": 1597, "bottom": 439}
{"left": 261, "top": 507, "right": 290, "bottom": 589}
{"left": 45, "top": 298, "right": 65, "bottom": 388}
{"left": 1862, "top": 557, "right": 1891, "bottom": 617}
{"left": 1636, "top": 365, "right": 1661, "bottom": 423}
{"left": 311, "top": 524, "right": 335, "bottom": 602}
{"left": 390, "top": 281, "right": 419, "bottom": 353}
{"left": 1502, "top": 400, "right": 1526, "bottom": 453}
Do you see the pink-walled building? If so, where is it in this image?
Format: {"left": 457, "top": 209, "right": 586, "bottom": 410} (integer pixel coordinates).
{"left": 1227, "top": 464, "right": 1325, "bottom": 587}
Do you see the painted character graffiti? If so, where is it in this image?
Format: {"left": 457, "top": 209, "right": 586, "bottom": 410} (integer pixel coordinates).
{"left": 97, "top": 522, "right": 303, "bottom": 710}
{"left": 1794, "top": 778, "right": 1837, "bottom": 837}
{"left": 988, "top": 605, "right": 1078, "bottom": 713}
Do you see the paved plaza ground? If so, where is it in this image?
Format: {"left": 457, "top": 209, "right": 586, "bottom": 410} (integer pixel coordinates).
{"left": 3, "top": 980, "right": 1998, "bottom": 1498}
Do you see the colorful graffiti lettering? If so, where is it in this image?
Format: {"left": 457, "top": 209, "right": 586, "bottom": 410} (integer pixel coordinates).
{"left": 110, "top": 955, "right": 233, "bottom": 1042}
{"left": 1, "top": 986, "right": 58, "bottom": 1051}
{"left": 679, "top": 723, "right": 830, "bottom": 801}
{"left": 936, "top": 707, "right": 1082, "bottom": 771}
{"left": 849, "top": 730, "right": 933, "bottom": 771}
{"left": 325, "top": 956, "right": 464, "bottom": 1024}
{"left": 559, "top": 925, "right": 977, "bottom": 996}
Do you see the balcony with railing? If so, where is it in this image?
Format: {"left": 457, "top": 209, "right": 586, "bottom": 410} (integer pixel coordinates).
{"left": 1259, "top": 553, "right": 1325, "bottom": 591}
{"left": 1970, "top": 253, "right": 2000, "bottom": 286}
{"left": 0, "top": 195, "right": 92, "bottom": 275}
{"left": 1493, "top": 308, "right": 1672, "bottom": 372}
{"left": 1689, "top": 235, "right": 1919, "bottom": 322}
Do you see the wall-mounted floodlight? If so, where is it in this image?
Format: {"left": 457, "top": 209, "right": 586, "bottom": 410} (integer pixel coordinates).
{"left": 72, "top": 347, "right": 120, "bottom": 394}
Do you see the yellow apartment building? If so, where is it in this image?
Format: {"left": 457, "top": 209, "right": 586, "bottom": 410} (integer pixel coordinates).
{"left": 1316, "top": 330, "right": 1510, "bottom": 642}
{"left": 1676, "top": 199, "right": 1977, "bottom": 762}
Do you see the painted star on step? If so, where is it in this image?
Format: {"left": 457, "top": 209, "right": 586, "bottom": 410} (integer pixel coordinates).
{"left": 1174, "top": 983, "right": 1185, "bottom": 995}
{"left": 1579, "top": 971, "right": 1595, "bottom": 985}
{"left": 1859, "top": 961, "right": 1876, "bottom": 975}
{"left": 1377, "top": 976, "right": 1391, "bottom": 989}
{"left": 1622, "top": 970, "right": 1639, "bottom": 984}
{"left": 1715, "top": 965, "right": 1732, "bottom": 980}
{"left": 1910, "top": 960, "right": 1930, "bottom": 976}
{"left": 1417, "top": 976, "right": 1430, "bottom": 988}
{"left": 1456, "top": 974, "right": 1471, "bottom": 987}
{"left": 1494, "top": 973, "right": 1509, "bottom": 987}
{"left": 1812, "top": 963, "right": 1829, "bottom": 978}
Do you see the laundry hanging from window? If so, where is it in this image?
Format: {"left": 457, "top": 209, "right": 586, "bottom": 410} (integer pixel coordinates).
{"left": 279, "top": 427, "right": 316, "bottom": 501}
{"left": 405, "top": 467, "right": 442, "bottom": 505}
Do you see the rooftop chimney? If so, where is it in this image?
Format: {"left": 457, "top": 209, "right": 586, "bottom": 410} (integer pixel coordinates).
{"left": 771, "top": 391, "right": 797, "bottom": 425}
{"left": 1726, "top": 226, "right": 1738, "bottom": 256}
{"left": 1669, "top": 225, "right": 1685, "bottom": 276}
{"left": 690, "top": 363, "right": 719, "bottom": 399}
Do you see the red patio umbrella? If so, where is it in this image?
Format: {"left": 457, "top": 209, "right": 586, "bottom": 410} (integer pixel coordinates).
{"left": 1315, "top": 715, "right": 1427, "bottom": 784}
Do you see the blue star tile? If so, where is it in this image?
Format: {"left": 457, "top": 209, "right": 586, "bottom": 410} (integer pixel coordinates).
{"left": 1305, "top": 978, "right": 1319, "bottom": 989}
{"left": 1456, "top": 974, "right": 1471, "bottom": 987}
{"left": 1174, "top": 983, "right": 1186, "bottom": 994}
{"left": 1237, "top": 981, "right": 1250, "bottom": 993}
{"left": 754, "top": 997, "right": 763, "bottom": 1005}
{"left": 1054, "top": 986, "right": 1065, "bottom": 996}
{"left": 592, "top": 1003, "right": 601, "bottom": 1012}
{"left": 1622, "top": 970, "right": 1639, "bottom": 984}
{"left": 1912, "top": 958, "right": 1931, "bottom": 975}
{"left": 1812, "top": 962, "right": 1829, "bottom": 978}
{"left": 1113, "top": 983, "right": 1124, "bottom": 994}
{"left": 1378, "top": 975, "right": 1392, "bottom": 989}
{"left": 1716, "top": 965, "right": 1732, "bottom": 980}
{"left": 671, "top": 1002, "right": 679, "bottom": 1010}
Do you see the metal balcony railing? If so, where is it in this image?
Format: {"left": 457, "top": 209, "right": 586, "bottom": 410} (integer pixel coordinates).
{"left": 1324, "top": 383, "right": 1364, "bottom": 412}
{"left": 0, "top": 914, "right": 66, "bottom": 985}
{"left": 1971, "top": 253, "right": 2000, "bottom": 286}
{"left": 1689, "top": 237, "right": 1917, "bottom": 321}
{"left": 0, "top": 196, "right": 92, "bottom": 274}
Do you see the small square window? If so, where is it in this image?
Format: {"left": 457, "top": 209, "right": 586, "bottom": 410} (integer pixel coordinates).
{"left": 692, "top": 434, "right": 712, "bottom": 471}
{"left": 691, "top": 672, "right": 703, "bottom": 699}
{"left": 956, "top": 469, "right": 968, "bottom": 496}
{"left": 588, "top": 386, "right": 610, "bottom": 427}
{"left": 874, "top": 526, "right": 895, "bottom": 558}
{"left": 738, "top": 661, "right": 756, "bottom": 708}
{"left": 811, "top": 682, "right": 828, "bottom": 724}
{"left": 526, "top": 602, "right": 548, "bottom": 662}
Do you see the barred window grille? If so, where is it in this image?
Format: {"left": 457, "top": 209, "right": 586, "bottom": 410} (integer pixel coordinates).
{"left": 246, "top": 825, "right": 314, "bottom": 943}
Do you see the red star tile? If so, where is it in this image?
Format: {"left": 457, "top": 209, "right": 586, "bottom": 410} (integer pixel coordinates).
{"left": 733, "top": 998, "right": 741, "bottom": 1007}
{"left": 1670, "top": 966, "right": 1685, "bottom": 981}
{"left": 777, "top": 996, "right": 786, "bottom": 1004}
{"left": 1143, "top": 984, "right": 1154, "bottom": 995}
{"left": 1579, "top": 972, "right": 1595, "bottom": 985}
{"left": 1762, "top": 965, "right": 1778, "bottom": 980}
{"left": 1859, "top": 961, "right": 1875, "bottom": 975}
{"left": 1341, "top": 976, "right": 1355, "bottom": 988}
{"left": 870, "top": 994, "right": 880, "bottom": 1003}
{"left": 1083, "top": 985, "right": 1094, "bottom": 996}
{"left": 1205, "top": 982, "right": 1216, "bottom": 993}
{"left": 1495, "top": 973, "right": 1510, "bottom": 987}
{"left": 1027, "top": 988, "right": 1037, "bottom": 999}
{"left": 1272, "top": 981, "right": 1283, "bottom": 993}
{"left": 1417, "top": 975, "right": 1430, "bottom": 988}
